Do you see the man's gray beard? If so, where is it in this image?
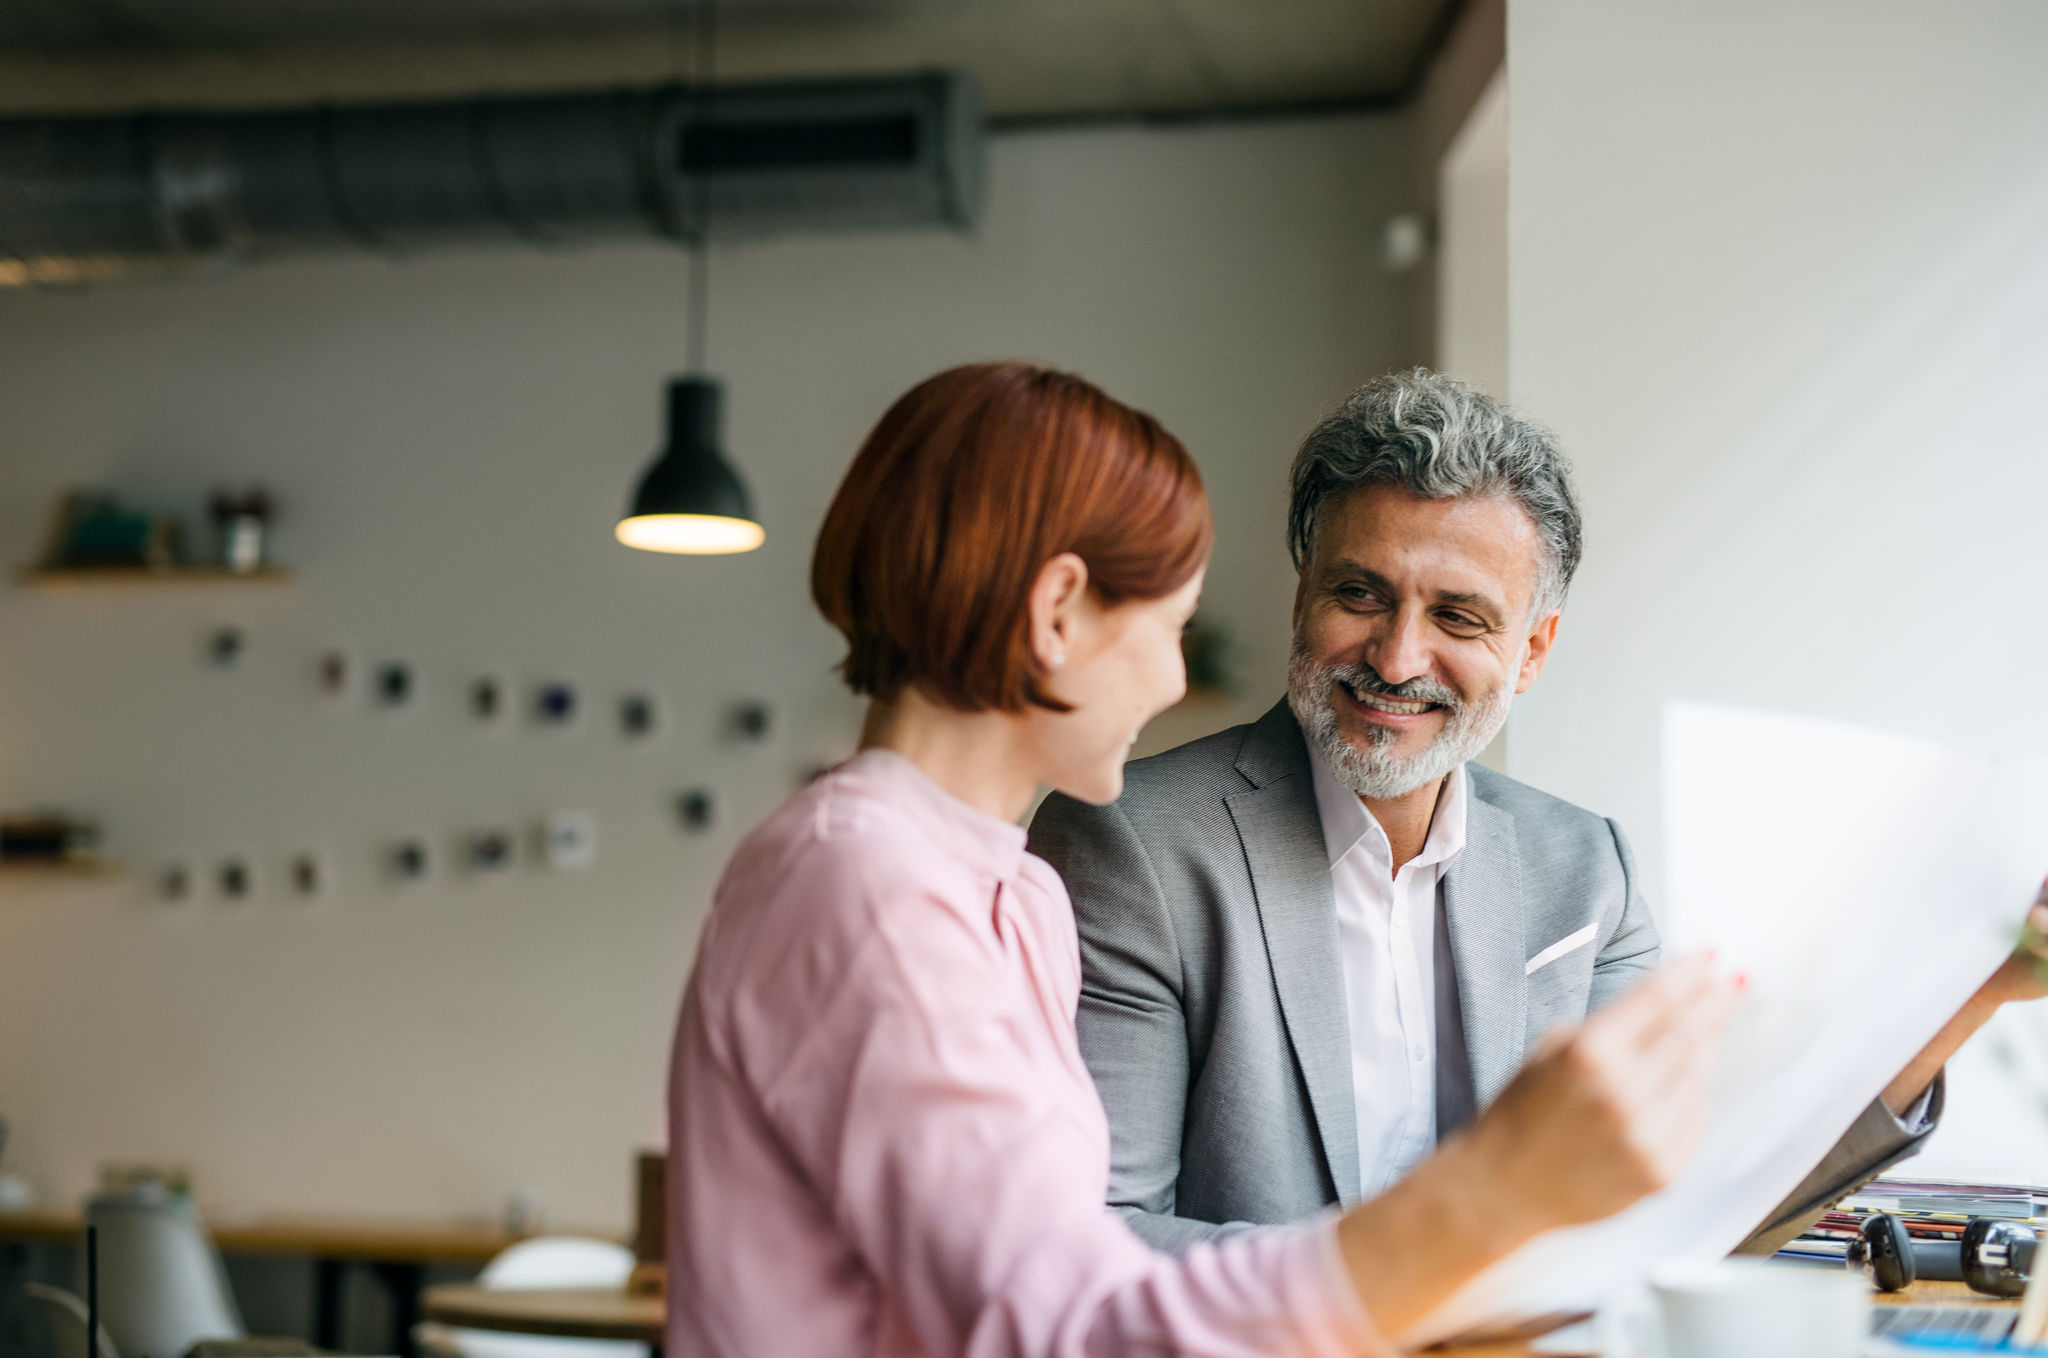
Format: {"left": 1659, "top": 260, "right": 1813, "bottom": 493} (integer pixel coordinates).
{"left": 1286, "top": 639, "right": 1513, "bottom": 800}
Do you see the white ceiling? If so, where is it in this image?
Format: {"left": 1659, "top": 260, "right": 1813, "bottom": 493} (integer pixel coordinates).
{"left": 0, "top": 0, "right": 1460, "bottom": 119}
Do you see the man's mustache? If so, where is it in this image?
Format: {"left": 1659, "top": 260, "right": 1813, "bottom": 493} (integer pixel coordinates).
{"left": 1324, "top": 660, "right": 1463, "bottom": 712}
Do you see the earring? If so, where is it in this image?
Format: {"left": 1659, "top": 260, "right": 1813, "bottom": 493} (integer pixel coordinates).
{"left": 1051, "top": 652, "right": 1066, "bottom": 669}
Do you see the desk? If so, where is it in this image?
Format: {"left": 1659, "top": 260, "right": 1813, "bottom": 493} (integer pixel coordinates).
{"left": 422, "top": 1286, "right": 664, "bottom": 1353}
{"left": 420, "top": 1285, "right": 1554, "bottom": 1356}
{"left": 1433, "top": 1278, "right": 2020, "bottom": 1356}
{"left": 0, "top": 1208, "right": 566, "bottom": 1355}
{"left": 414, "top": 1277, "right": 2022, "bottom": 1357}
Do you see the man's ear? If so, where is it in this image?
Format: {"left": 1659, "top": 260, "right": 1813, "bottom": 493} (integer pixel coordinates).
{"left": 1515, "top": 610, "right": 1560, "bottom": 693}
{"left": 1028, "top": 552, "right": 1091, "bottom": 670}
{"left": 1290, "top": 568, "right": 1310, "bottom": 631}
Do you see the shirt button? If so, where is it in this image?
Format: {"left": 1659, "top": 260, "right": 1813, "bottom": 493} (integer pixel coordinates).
{"left": 1412, "top": 1047, "right": 1426, "bottom": 1062}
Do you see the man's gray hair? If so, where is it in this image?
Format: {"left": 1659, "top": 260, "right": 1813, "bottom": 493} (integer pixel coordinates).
{"left": 1287, "top": 369, "right": 1583, "bottom": 618}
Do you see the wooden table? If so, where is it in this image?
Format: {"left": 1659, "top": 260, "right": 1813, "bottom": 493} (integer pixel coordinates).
{"left": 0, "top": 1207, "right": 523, "bottom": 1263}
{"left": 0, "top": 1208, "right": 577, "bottom": 1355}
{"left": 1432, "top": 1277, "right": 2020, "bottom": 1356}
{"left": 303, "top": 1267, "right": 2043, "bottom": 1358}
{"left": 417, "top": 1286, "right": 1555, "bottom": 1356}
{"left": 423, "top": 1286, "right": 665, "bottom": 1353}
{"left": 416, "top": 1276, "right": 2021, "bottom": 1357}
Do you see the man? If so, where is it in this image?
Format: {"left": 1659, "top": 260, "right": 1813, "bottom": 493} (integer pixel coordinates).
{"left": 1029, "top": 369, "right": 2044, "bottom": 1254}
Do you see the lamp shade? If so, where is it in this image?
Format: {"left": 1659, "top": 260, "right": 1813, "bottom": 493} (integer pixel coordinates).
{"left": 616, "top": 377, "right": 764, "bottom": 554}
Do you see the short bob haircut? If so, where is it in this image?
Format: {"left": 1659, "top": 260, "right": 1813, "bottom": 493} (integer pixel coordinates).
{"left": 812, "top": 362, "right": 1212, "bottom": 713}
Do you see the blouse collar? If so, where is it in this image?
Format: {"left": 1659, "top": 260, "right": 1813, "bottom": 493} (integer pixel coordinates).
{"left": 841, "top": 747, "right": 1030, "bottom": 880}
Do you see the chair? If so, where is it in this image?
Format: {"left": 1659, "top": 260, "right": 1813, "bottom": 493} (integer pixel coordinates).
{"left": 424, "top": 1238, "right": 645, "bottom": 1358}
{"left": 22, "top": 1282, "right": 121, "bottom": 1358}
{"left": 85, "top": 1187, "right": 245, "bottom": 1358}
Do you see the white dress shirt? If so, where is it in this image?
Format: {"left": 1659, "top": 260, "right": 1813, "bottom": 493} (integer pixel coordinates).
{"left": 1308, "top": 749, "right": 1470, "bottom": 1198}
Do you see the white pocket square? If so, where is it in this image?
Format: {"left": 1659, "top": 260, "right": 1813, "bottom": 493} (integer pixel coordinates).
{"left": 1524, "top": 922, "right": 1599, "bottom": 976}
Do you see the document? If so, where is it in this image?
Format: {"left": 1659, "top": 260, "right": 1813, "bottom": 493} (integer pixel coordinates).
{"left": 1404, "top": 702, "right": 2048, "bottom": 1347}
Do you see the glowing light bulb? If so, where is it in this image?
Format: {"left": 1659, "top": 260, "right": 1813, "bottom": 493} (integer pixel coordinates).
{"left": 616, "top": 512, "right": 764, "bottom": 555}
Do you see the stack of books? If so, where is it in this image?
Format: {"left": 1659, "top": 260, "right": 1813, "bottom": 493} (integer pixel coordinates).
{"left": 1780, "top": 1178, "right": 2047, "bottom": 1263}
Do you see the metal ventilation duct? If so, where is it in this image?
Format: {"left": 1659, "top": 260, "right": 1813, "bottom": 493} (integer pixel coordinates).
{"left": 0, "top": 71, "right": 983, "bottom": 286}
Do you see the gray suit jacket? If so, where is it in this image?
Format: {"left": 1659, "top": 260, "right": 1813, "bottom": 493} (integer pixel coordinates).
{"left": 1028, "top": 699, "right": 1939, "bottom": 1255}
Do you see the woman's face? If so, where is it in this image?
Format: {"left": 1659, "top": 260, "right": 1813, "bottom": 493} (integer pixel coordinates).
{"left": 1029, "top": 568, "right": 1206, "bottom": 806}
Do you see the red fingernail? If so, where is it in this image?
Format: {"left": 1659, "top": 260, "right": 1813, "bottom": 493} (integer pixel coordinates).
{"left": 1735, "top": 972, "right": 1749, "bottom": 990}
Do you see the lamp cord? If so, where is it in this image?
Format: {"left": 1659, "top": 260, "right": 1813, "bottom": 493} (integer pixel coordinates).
{"left": 685, "top": 0, "right": 717, "bottom": 376}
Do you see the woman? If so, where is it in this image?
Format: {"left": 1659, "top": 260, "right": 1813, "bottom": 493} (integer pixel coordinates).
{"left": 667, "top": 363, "right": 1737, "bottom": 1356}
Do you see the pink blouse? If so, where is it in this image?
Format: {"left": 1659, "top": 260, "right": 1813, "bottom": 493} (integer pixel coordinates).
{"left": 667, "top": 749, "right": 1386, "bottom": 1358}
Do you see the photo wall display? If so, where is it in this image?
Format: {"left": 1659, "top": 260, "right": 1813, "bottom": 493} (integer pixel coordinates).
{"left": 309, "top": 646, "right": 671, "bottom": 744}
{"left": 155, "top": 814, "right": 598, "bottom": 905}
{"left": 124, "top": 623, "right": 788, "bottom": 908}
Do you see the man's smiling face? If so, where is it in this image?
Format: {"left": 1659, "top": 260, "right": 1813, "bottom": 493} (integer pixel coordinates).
{"left": 1288, "top": 483, "right": 1559, "bottom": 800}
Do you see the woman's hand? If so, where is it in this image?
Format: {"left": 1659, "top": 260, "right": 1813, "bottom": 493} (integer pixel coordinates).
{"left": 1335, "top": 956, "right": 1740, "bottom": 1338}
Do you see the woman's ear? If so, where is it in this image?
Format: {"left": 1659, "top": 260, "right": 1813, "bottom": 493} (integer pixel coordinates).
{"left": 1028, "top": 552, "right": 1091, "bottom": 673}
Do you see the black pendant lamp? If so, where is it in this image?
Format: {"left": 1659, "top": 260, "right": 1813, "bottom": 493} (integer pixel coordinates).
{"left": 617, "top": 0, "right": 763, "bottom": 557}
{"left": 617, "top": 377, "right": 763, "bottom": 554}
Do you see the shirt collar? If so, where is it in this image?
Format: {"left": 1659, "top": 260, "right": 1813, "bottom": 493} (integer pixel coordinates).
{"left": 1307, "top": 742, "right": 1470, "bottom": 873}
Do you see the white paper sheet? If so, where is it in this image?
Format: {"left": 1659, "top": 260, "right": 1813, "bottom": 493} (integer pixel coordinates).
{"left": 1403, "top": 702, "right": 2048, "bottom": 1347}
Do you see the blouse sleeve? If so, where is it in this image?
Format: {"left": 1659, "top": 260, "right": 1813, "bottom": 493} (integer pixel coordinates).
{"left": 728, "top": 843, "right": 1391, "bottom": 1358}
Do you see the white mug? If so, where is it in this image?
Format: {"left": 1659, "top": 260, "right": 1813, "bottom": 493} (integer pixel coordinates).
{"left": 1650, "top": 1259, "right": 1869, "bottom": 1358}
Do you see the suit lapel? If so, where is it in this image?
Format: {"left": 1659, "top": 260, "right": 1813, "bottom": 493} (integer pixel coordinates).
{"left": 1441, "top": 792, "right": 1528, "bottom": 1109}
{"left": 1225, "top": 703, "right": 1361, "bottom": 1203}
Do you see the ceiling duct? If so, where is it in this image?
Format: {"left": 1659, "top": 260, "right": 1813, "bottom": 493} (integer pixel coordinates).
{"left": 0, "top": 70, "right": 983, "bottom": 287}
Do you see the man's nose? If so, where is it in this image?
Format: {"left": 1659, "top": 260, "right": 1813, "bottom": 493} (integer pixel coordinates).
{"left": 1362, "top": 608, "right": 1433, "bottom": 687}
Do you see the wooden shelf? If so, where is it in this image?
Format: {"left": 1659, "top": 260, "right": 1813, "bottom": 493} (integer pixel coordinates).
{"left": 423, "top": 1286, "right": 664, "bottom": 1344}
{"left": 0, "top": 859, "right": 122, "bottom": 879}
{"left": 0, "top": 1207, "right": 593, "bottom": 1264}
{"left": 17, "top": 565, "right": 291, "bottom": 588}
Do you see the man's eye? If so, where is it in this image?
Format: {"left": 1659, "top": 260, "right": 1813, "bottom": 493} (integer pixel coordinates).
{"left": 1438, "top": 611, "right": 1484, "bottom": 633}
{"left": 1336, "top": 587, "right": 1379, "bottom": 607}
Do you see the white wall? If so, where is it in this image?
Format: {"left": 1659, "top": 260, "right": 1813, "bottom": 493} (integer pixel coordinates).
{"left": 1436, "top": 66, "right": 1507, "bottom": 401}
{"left": 1507, "top": 0, "right": 2048, "bottom": 1176}
{"left": 0, "top": 115, "right": 1410, "bottom": 1230}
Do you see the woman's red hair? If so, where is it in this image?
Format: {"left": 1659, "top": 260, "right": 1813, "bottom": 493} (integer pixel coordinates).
{"left": 812, "top": 362, "right": 1212, "bottom": 713}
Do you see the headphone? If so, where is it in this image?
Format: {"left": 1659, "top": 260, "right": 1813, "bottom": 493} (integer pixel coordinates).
{"left": 1963, "top": 1218, "right": 2038, "bottom": 1298}
{"left": 1847, "top": 1213, "right": 2038, "bottom": 1296}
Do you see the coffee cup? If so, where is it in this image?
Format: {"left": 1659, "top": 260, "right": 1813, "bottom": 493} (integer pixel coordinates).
{"left": 1650, "top": 1258, "right": 1868, "bottom": 1358}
